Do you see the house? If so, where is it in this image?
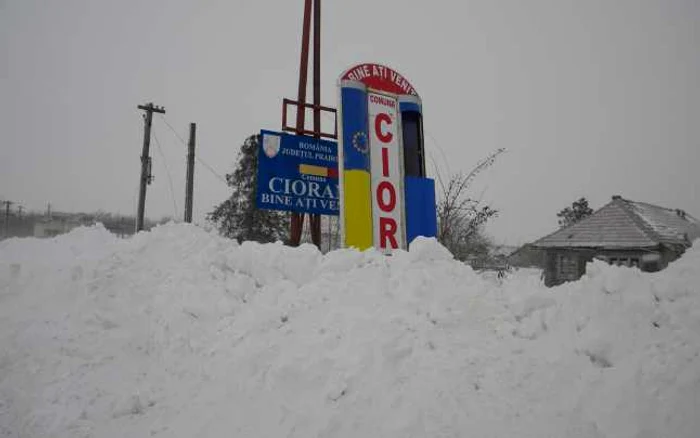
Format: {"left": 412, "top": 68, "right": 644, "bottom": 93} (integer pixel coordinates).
{"left": 33, "top": 214, "right": 84, "bottom": 238}
{"left": 507, "top": 243, "right": 545, "bottom": 269}
{"left": 493, "top": 244, "right": 519, "bottom": 260}
{"left": 533, "top": 196, "right": 700, "bottom": 287}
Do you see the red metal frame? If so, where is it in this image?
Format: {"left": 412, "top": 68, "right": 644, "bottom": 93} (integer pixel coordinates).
{"left": 282, "top": 98, "right": 337, "bottom": 140}
{"left": 288, "top": 0, "right": 330, "bottom": 247}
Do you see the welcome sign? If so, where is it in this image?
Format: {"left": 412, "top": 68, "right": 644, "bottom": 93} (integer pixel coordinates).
{"left": 256, "top": 130, "right": 339, "bottom": 216}
{"left": 338, "top": 63, "right": 437, "bottom": 253}
{"left": 367, "top": 92, "right": 404, "bottom": 250}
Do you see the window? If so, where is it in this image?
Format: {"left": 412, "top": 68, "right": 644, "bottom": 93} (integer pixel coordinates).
{"left": 608, "top": 257, "right": 640, "bottom": 268}
{"left": 557, "top": 254, "right": 579, "bottom": 280}
{"left": 401, "top": 111, "right": 424, "bottom": 177}
{"left": 609, "top": 257, "right": 629, "bottom": 267}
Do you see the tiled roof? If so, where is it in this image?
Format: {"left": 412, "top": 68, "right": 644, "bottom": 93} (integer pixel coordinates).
{"left": 533, "top": 197, "right": 700, "bottom": 249}
{"left": 626, "top": 201, "right": 700, "bottom": 245}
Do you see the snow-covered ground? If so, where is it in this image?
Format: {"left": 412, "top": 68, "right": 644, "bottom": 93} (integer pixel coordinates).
{"left": 1, "top": 224, "right": 698, "bottom": 437}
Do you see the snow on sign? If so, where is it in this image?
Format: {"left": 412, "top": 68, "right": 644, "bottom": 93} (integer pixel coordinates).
{"left": 338, "top": 63, "right": 437, "bottom": 252}
{"left": 256, "top": 130, "right": 339, "bottom": 216}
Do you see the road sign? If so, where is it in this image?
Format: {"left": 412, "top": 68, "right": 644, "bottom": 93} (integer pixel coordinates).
{"left": 256, "top": 130, "right": 339, "bottom": 216}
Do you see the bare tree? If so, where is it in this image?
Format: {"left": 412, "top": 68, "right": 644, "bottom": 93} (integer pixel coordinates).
{"left": 436, "top": 148, "right": 505, "bottom": 261}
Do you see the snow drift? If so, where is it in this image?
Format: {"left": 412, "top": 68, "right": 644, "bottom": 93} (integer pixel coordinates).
{"left": 1, "top": 224, "right": 698, "bottom": 437}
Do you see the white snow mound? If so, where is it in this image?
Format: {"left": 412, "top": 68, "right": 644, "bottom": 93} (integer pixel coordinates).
{"left": 1, "top": 224, "right": 699, "bottom": 437}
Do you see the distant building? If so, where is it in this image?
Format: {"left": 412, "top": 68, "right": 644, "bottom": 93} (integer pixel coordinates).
{"left": 33, "top": 214, "right": 84, "bottom": 238}
{"left": 465, "top": 245, "right": 514, "bottom": 272}
{"left": 507, "top": 244, "right": 545, "bottom": 269}
{"left": 493, "top": 245, "right": 518, "bottom": 260}
{"left": 533, "top": 196, "right": 700, "bottom": 287}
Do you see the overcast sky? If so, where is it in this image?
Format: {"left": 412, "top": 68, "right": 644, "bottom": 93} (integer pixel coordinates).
{"left": 2, "top": 0, "right": 699, "bottom": 245}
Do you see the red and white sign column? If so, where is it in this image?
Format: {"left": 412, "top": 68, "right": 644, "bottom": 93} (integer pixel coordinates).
{"left": 368, "top": 92, "right": 405, "bottom": 251}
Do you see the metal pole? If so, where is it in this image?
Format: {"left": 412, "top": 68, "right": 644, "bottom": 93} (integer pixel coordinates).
{"left": 296, "top": 0, "right": 312, "bottom": 134}
{"left": 313, "top": 0, "right": 321, "bottom": 138}
{"left": 290, "top": 0, "right": 313, "bottom": 246}
{"left": 310, "top": 0, "right": 322, "bottom": 247}
{"left": 184, "top": 123, "right": 196, "bottom": 223}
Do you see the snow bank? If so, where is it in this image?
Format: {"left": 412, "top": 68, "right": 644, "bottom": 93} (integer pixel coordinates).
{"left": 1, "top": 224, "right": 698, "bottom": 437}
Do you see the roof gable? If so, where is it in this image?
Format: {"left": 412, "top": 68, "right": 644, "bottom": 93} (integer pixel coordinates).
{"left": 533, "top": 197, "right": 700, "bottom": 249}
{"left": 625, "top": 201, "right": 700, "bottom": 245}
{"left": 534, "top": 201, "right": 656, "bottom": 249}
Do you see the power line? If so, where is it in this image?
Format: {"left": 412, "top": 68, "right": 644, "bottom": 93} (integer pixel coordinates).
{"left": 159, "top": 115, "right": 188, "bottom": 144}
{"left": 158, "top": 115, "right": 228, "bottom": 185}
{"left": 195, "top": 156, "right": 228, "bottom": 185}
{"left": 152, "top": 127, "right": 179, "bottom": 219}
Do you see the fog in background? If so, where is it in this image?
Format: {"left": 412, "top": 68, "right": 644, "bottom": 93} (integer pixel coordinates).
{"left": 2, "top": 0, "right": 698, "bottom": 244}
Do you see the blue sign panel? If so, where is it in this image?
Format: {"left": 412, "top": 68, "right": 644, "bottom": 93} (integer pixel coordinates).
{"left": 405, "top": 176, "right": 437, "bottom": 245}
{"left": 256, "top": 130, "right": 339, "bottom": 216}
{"left": 340, "top": 86, "right": 370, "bottom": 172}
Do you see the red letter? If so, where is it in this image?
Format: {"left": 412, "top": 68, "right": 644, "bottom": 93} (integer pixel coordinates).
{"left": 379, "top": 217, "right": 398, "bottom": 249}
{"left": 375, "top": 113, "right": 393, "bottom": 143}
{"left": 382, "top": 147, "right": 389, "bottom": 177}
{"left": 376, "top": 181, "right": 396, "bottom": 212}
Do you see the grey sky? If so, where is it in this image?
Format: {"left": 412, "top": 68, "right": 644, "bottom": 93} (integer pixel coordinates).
{"left": 1, "top": 0, "right": 699, "bottom": 245}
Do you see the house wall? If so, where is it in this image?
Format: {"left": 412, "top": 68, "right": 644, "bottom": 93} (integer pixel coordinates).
{"left": 508, "top": 245, "right": 545, "bottom": 269}
{"left": 594, "top": 247, "right": 687, "bottom": 272}
{"left": 543, "top": 245, "right": 689, "bottom": 287}
{"left": 659, "top": 244, "right": 686, "bottom": 271}
{"left": 33, "top": 220, "right": 81, "bottom": 238}
{"left": 1, "top": 216, "right": 35, "bottom": 239}
{"left": 596, "top": 250, "right": 649, "bottom": 270}
{"left": 544, "top": 249, "right": 595, "bottom": 287}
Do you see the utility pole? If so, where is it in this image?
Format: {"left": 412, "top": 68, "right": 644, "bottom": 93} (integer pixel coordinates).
{"left": 136, "top": 102, "right": 166, "bottom": 232}
{"left": 184, "top": 123, "right": 196, "bottom": 223}
{"left": 3, "top": 200, "right": 13, "bottom": 238}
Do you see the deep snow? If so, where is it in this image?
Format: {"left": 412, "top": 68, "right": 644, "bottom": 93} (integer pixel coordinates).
{"left": 1, "top": 224, "right": 698, "bottom": 437}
